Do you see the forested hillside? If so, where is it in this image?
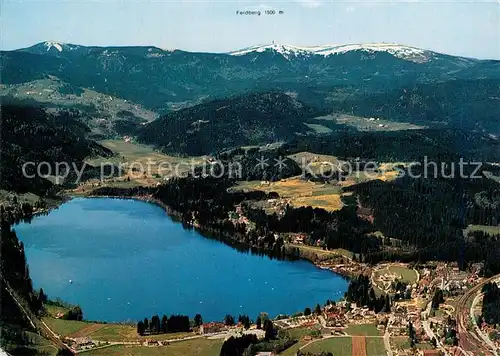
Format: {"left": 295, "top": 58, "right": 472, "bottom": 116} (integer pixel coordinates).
{"left": 347, "top": 164, "right": 500, "bottom": 269}
{"left": 287, "top": 128, "right": 500, "bottom": 162}
{"left": 334, "top": 79, "right": 500, "bottom": 134}
{"left": 138, "top": 92, "right": 320, "bottom": 155}
{"left": 3, "top": 42, "right": 496, "bottom": 111}
{"left": 0, "top": 102, "right": 112, "bottom": 193}
{"left": 0, "top": 220, "right": 48, "bottom": 354}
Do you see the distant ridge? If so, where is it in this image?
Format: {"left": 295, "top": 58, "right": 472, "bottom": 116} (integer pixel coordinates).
{"left": 228, "top": 42, "right": 435, "bottom": 62}
{"left": 14, "top": 41, "right": 478, "bottom": 62}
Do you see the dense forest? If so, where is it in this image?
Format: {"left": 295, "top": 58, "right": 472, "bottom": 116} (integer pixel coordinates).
{"left": 347, "top": 164, "right": 500, "bottom": 269}
{"left": 345, "top": 275, "right": 391, "bottom": 313}
{"left": 0, "top": 102, "right": 112, "bottom": 193}
{"left": 8, "top": 42, "right": 493, "bottom": 111}
{"left": 287, "top": 128, "right": 500, "bottom": 162}
{"left": 198, "top": 147, "right": 303, "bottom": 182}
{"left": 334, "top": 79, "right": 500, "bottom": 135}
{"left": 92, "top": 162, "right": 500, "bottom": 274}
{"left": 481, "top": 282, "right": 500, "bottom": 325}
{"left": 138, "top": 92, "right": 320, "bottom": 155}
{"left": 0, "top": 221, "right": 47, "bottom": 354}
{"left": 135, "top": 86, "right": 500, "bottom": 160}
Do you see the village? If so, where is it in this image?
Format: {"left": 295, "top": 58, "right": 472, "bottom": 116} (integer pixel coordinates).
{"left": 42, "top": 252, "right": 500, "bottom": 356}
{"left": 43, "top": 185, "right": 499, "bottom": 356}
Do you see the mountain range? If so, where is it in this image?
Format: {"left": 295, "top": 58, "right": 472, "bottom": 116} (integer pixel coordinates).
{"left": 1, "top": 41, "right": 499, "bottom": 157}
{"left": 2, "top": 41, "right": 499, "bottom": 112}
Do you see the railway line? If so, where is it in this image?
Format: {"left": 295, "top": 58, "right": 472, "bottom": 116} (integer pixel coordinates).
{"left": 455, "top": 274, "right": 500, "bottom": 356}
{"left": 0, "top": 271, "right": 73, "bottom": 354}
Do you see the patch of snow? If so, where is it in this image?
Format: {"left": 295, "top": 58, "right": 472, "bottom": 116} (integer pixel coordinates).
{"left": 313, "top": 43, "right": 429, "bottom": 61}
{"left": 45, "top": 41, "right": 63, "bottom": 52}
{"left": 229, "top": 42, "right": 433, "bottom": 62}
{"left": 229, "top": 43, "right": 314, "bottom": 59}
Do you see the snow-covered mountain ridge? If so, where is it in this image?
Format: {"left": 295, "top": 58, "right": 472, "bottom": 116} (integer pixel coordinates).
{"left": 22, "top": 41, "right": 476, "bottom": 64}
{"left": 229, "top": 43, "right": 435, "bottom": 62}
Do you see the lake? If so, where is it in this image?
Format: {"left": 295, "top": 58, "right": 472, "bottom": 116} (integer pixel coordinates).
{"left": 15, "top": 198, "right": 349, "bottom": 322}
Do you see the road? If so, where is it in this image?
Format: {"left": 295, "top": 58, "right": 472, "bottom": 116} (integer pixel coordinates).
{"left": 383, "top": 315, "right": 394, "bottom": 356}
{"left": 422, "top": 300, "right": 449, "bottom": 356}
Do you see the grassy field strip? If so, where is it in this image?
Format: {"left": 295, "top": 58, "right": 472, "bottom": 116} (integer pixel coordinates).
{"left": 42, "top": 317, "right": 194, "bottom": 343}
{"left": 365, "top": 338, "right": 386, "bottom": 356}
{"left": 288, "top": 243, "right": 353, "bottom": 260}
{"left": 345, "top": 324, "right": 382, "bottom": 337}
{"left": 465, "top": 224, "right": 500, "bottom": 236}
{"left": 313, "top": 114, "right": 426, "bottom": 132}
{"left": 81, "top": 338, "right": 223, "bottom": 356}
{"left": 42, "top": 317, "right": 90, "bottom": 337}
{"left": 290, "top": 194, "right": 343, "bottom": 211}
{"left": 301, "top": 336, "right": 352, "bottom": 355}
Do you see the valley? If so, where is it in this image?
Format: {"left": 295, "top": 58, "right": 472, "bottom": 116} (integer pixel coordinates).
{"left": 1, "top": 37, "right": 499, "bottom": 356}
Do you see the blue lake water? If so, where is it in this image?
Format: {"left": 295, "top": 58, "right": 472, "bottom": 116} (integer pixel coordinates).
{"left": 14, "top": 198, "right": 348, "bottom": 323}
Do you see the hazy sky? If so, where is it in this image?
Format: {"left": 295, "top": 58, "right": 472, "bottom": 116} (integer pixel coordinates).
{"left": 1, "top": 0, "right": 499, "bottom": 59}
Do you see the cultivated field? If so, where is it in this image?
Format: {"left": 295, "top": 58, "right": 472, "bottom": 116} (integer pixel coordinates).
{"left": 303, "top": 122, "right": 333, "bottom": 134}
{"left": 43, "top": 317, "right": 192, "bottom": 342}
{"left": 391, "top": 337, "right": 434, "bottom": 352}
{"left": 279, "top": 327, "right": 323, "bottom": 356}
{"left": 234, "top": 178, "right": 345, "bottom": 211}
{"left": 301, "top": 337, "right": 352, "bottom": 355}
{"left": 288, "top": 243, "right": 354, "bottom": 260}
{"left": 290, "top": 194, "right": 343, "bottom": 211}
{"left": 352, "top": 336, "right": 367, "bottom": 356}
{"left": 345, "top": 324, "right": 382, "bottom": 337}
{"left": 235, "top": 178, "right": 340, "bottom": 198}
{"left": 365, "top": 338, "right": 386, "bottom": 356}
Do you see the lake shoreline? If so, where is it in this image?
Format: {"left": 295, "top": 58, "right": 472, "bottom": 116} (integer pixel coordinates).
{"left": 77, "top": 193, "right": 356, "bottom": 282}
{"left": 18, "top": 195, "right": 351, "bottom": 323}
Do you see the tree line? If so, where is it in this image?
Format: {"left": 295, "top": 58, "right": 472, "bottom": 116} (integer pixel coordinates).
{"left": 137, "top": 314, "right": 194, "bottom": 335}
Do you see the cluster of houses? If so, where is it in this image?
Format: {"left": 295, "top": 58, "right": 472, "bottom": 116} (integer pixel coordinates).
{"left": 320, "top": 260, "right": 369, "bottom": 278}
{"left": 417, "top": 263, "right": 482, "bottom": 296}
{"left": 142, "top": 339, "right": 169, "bottom": 347}
{"left": 68, "top": 337, "right": 103, "bottom": 351}
{"left": 200, "top": 321, "right": 227, "bottom": 334}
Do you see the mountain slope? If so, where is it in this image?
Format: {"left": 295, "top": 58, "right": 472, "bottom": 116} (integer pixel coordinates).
{"left": 137, "top": 92, "right": 319, "bottom": 155}
{"left": 228, "top": 42, "right": 465, "bottom": 64}
{"left": 0, "top": 77, "right": 157, "bottom": 138}
{"left": 2, "top": 41, "right": 497, "bottom": 111}
{"left": 0, "top": 101, "right": 112, "bottom": 193}
{"left": 332, "top": 79, "right": 500, "bottom": 134}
